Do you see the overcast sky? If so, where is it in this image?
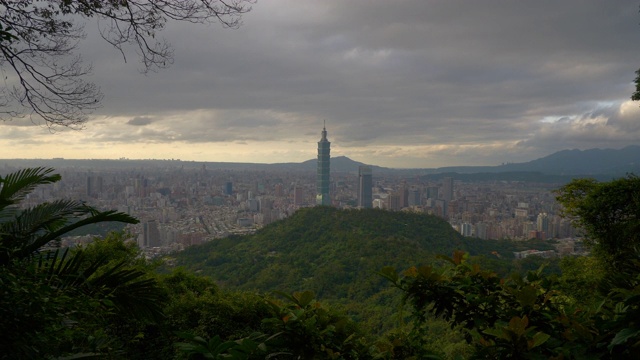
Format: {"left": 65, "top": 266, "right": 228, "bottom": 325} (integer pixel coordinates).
{"left": 3, "top": 0, "right": 640, "bottom": 168}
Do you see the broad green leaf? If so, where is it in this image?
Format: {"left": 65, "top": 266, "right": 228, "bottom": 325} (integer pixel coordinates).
{"left": 508, "top": 316, "right": 528, "bottom": 337}
{"left": 294, "top": 290, "right": 315, "bottom": 307}
{"left": 516, "top": 285, "right": 537, "bottom": 308}
{"left": 483, "top": 327, "right": 508, "bottom": 341}
{"left": 528, "top": 332, "right": 550, "bottom": 349}
{"left": 609, "top": 328, "right": 640, "bottom": 348}
{"left": 378, "top": 266, "right": 399, "bottom": 282}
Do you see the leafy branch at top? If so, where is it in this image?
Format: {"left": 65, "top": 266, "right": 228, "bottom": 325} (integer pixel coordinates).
{"left": 0, "top": 0, "right": 253, "bottom": 128}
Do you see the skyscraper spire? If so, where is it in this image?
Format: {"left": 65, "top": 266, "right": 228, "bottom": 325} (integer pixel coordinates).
{"left": 316, "top": 123, "right": 331, "bottom": 206}
{"left": 321, "top": 120, "right": 327, "bottom": 140}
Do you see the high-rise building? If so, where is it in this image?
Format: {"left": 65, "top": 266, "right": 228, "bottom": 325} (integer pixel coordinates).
{"left": 86, "top": 175, "right": 103, "bottom": 197}
{"left": 373, "top": 198, "right": 384, "bottom": 208}
{"left": 426, "top": 186, "right": 439, "bottom": 200}
{"left": 408, "top": 189, "right": 421, "bottom": 206}
{"left": 96, "top": 176, "right": 103, "bottom": 195}
{"left": 225, "top": 181, "right": 233, "bottom": 195}
{"left": 86, "top": 175, "right": 93, "bottom": 197}
{"left": 259, "top": 198, "right": 272, "bottom": 213}
{"left": 316, "top": 124, "right": 331, "bottom": 206}
{"left": 141, "top": 220, "right": 161, "bottom": 248}
{"left": 476, "top": 222, "right": 488, "bottom": 240}
{"left": 386, "top": 193, "right": 401, "bottom": 211}
{"left": 274, "top": 183, "right": 284, "bottom": 197}
{"left": 357, "top": 166, "right": 372, "bottom": 208}
{"left": 248, "top": 198, "right": 259, "bottom": 212}
{"left": 537, "top": 212, "right": 549, "bottom": 236}
{"left": 461, "top": 223, "right": 473, "bottom": 237}
{"left": 442, "top": 177, "right": 454, "bottom": 202}
{"left": 293, "top": 186, "right": 305, "bottom": 206}
{"left": 435, "top": 199, "right": 447, "bottom": 218}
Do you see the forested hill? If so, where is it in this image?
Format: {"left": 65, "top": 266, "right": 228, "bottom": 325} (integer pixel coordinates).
{"left": 170, "top": 207, "right": 552, "bottom": 304}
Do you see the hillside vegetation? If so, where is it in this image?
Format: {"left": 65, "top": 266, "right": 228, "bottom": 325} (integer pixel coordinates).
{"left": 170, "top": 207, "right": 555, "bottom": 329}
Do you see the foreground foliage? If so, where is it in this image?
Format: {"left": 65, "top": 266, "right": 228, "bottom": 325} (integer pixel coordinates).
{"left": 382, "top": 249, "right": 640, "bottom": 359}
{"left": 382, "top": 251, "right": 586, "bottom": 358}
{"left": 555, "top": 174, "right": 640, "bottom": 273}
{"left": 0, "top": 168, "right": 162, "bottom": 358}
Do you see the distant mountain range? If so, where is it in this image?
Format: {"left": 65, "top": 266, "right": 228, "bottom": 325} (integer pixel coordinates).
{"left": 2, "top": 146, "right": 638, "bottom": 180}
{"left": 285, "top": 146, "right": 640, "bottom": 178}
{"left": 431, "top": 145, "right": 640, "bottom": 176}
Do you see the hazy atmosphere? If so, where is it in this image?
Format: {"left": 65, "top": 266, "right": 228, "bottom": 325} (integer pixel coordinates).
{"left": 4, "top": 0, "right": 640, "bottom": 168}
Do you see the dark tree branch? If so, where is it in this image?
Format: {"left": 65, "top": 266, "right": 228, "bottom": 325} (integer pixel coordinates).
{"left": 0, "top": 0, "right": 253, "bottom": 129}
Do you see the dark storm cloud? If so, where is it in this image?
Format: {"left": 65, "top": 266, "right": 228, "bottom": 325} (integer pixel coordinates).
{"left": 11, "top": 0, "right": 640, "bottom": 166}
{"left": 84, "top": 109, "right": 304, "bottom": 146}
{"left": 127, "top": 117, "right": 154, "bottom": 126}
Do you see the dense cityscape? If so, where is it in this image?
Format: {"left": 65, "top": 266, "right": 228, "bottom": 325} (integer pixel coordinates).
{"left": 4, "top": 126, "right": 580, "bottom": 261}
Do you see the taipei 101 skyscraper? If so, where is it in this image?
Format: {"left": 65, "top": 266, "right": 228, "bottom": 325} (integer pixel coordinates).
{"left": 316, "top": 122, "right": 331, "bottom": 206}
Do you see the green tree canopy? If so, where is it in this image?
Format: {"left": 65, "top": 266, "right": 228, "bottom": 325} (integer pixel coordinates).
{"left": 555, "top": 174, "right": 640, "bottom": 271}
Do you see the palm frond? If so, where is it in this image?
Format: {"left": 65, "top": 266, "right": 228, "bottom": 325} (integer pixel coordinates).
{"left": 0, "top": 199, "right": 86, "bottom": 246}
{"left": 1, "top": 200, "right": 138, "bottom": 263}
{"left": 29, "top": 209, "right": 139, "bottom": 253}
{"left": 36, "top": 248, "right": 166, "bottom": 323}
{"left": 40, "top": 249, "right": 106, "bottom": 291}
{"left": 99, "top": 270, "right": 166, "bottom": 321}
{"left": 0, "top": 168, "right": 60, "bottom": 210}
{"left": 87, "top": 262, "right": 166, "bottom": 322}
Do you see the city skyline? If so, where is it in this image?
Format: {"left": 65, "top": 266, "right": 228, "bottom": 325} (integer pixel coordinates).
{"left": 2, "top": 1, "right": 640, "bottom": 168}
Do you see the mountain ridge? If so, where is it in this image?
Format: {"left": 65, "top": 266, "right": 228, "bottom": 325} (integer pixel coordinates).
{"left": 1, "top": 145, "right": 638, "bottom": 177}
